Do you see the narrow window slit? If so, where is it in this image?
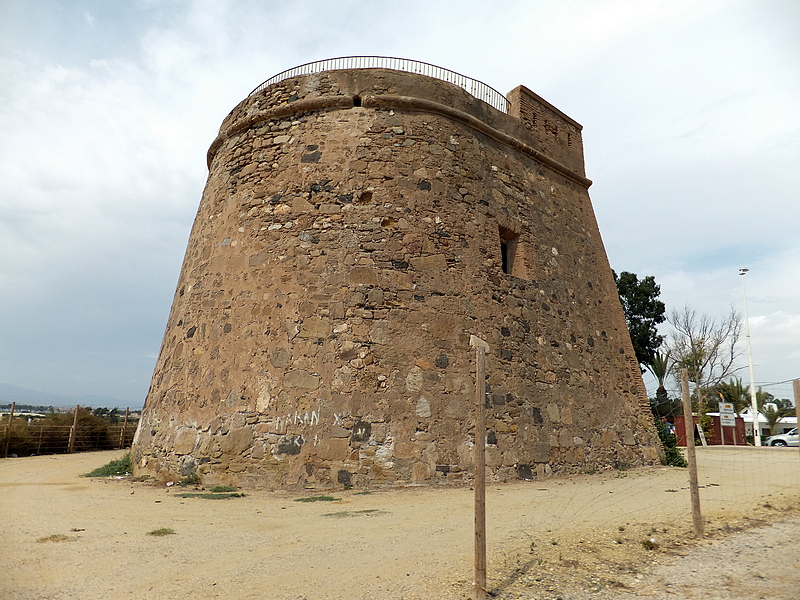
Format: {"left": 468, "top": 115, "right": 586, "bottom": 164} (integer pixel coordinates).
{"left": 499, "top": 225, "right": 526, "bottom": 279}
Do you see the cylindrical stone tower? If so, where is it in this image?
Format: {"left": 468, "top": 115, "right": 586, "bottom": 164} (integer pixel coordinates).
{"left": 132, "top": 58, "right": 661, "bottom": 489}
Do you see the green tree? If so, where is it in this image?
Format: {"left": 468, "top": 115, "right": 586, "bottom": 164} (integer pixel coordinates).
{"left": 613, "top": 270, "right": 666, "bottom": 370}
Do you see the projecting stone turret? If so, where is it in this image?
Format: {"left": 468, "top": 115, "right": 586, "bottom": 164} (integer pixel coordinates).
{"left": 132, "top": 57, "right": 660, "bottom": 489}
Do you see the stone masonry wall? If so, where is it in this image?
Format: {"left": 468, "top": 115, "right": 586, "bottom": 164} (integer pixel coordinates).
{"left": 132, "top": 67, "right": 661, "bottom": 489}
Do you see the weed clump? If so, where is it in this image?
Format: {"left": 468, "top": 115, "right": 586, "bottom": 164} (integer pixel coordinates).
{"left": 37, "top": 533, "right": 77, "bottom": 543}
{"left": 322, "top": 509, "right": 384, "bottom": 518}
{"left": 175, "top": 492, "right": 245, "bottom": 500}
{"left": 147, "top": 528, "right": 176, "bottom": 536}
{"left": 641, "top": 538, "right": 659, "bottom": 550}
{"left": 85, "top": 453, "right": 132, "bottom": 477}
{"left": 177, "top": 473, "right": 201, "bottom": 486}
{"left": 294, "top": 495, "right": 340, "bottom": 503}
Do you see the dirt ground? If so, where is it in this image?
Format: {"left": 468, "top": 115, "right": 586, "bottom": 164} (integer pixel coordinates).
{"left": 2, "top": 448, "right": 799, "bottom": 600}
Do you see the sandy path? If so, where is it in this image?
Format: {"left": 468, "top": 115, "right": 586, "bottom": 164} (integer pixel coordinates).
{"left": 1, "top": 448, "right": 798, "bottom": 599}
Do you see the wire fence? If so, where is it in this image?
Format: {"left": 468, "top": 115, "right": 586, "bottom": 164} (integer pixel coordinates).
{"left": 1, "top": 424, "right": 135, "bottom": 456}
{"left": 1, "top": 406, "right": 136, "bottom": 457}
{"left": 248, "top": 56, "right": 509, "bottom": 113}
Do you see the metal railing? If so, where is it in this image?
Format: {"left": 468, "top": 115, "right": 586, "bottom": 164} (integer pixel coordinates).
{"left": 248, "top": 56, "right": 509, "bottom": 113}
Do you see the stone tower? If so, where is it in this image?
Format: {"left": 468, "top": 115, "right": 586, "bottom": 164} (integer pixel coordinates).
{"left": 132, "top": 58, "right": 660, "bottom": 489}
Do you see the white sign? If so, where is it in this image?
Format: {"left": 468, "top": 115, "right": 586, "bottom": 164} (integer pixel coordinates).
{"left": 718, "top": 402, "right": 735, "bottom": 415}
{"left": 720, "top": 414, "right": 736, "bottom": 427}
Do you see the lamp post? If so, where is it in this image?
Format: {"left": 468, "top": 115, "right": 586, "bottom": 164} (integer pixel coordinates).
{"left": 739, "top": 268, "right": 761, "bottom": 446}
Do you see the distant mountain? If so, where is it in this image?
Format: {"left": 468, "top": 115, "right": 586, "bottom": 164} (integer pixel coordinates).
{"left": 0, "top": 383, "right": 140, "bottom": 410}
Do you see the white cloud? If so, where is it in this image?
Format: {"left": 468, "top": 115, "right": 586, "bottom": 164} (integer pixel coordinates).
{"left": 1, "top": 0, "right": 798, "bottom": 404}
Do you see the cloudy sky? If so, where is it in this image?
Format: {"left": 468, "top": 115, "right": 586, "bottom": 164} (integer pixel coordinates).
{"left": 1, "top": 0, "right": 798, "bottom": 408}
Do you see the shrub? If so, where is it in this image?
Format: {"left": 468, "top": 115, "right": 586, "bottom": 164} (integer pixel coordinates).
{"left": 653, "top": 418, "right": 687, "bottom": 468}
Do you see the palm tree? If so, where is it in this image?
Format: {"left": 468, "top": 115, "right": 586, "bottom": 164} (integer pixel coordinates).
{"left": 648, "top": 350, "right": 671, "bottom": 403}
{"left": 757, "top": 389, "right": 794, "bottom": 435}
{"left": 715, "top": 378, "right": 750, "bottom": 416}
{"left": 647, "top": 351, "right": 683, "bottom": 418}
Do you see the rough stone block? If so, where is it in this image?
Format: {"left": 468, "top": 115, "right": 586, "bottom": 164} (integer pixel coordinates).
{"left": 219, "top": 427, "right": 254, "bottom": 456}
{"left": 349, "top": 267, "right": 378, "bottom": 285}
{"left": 283, "top": 370, "right": 320, "bottom": 390}
{"left": 411, "top": 254, "right": 447, "bottom": 271}
{"left": 298, "top": 316, "right": 329, "bottom": 339}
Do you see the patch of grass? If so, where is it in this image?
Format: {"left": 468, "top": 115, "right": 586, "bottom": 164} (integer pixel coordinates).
{"left": 294, "top": 495, "right": 340, "bottom": 503}
{"left": 354, "top": 491, "right": 372, "bottom": 495}
{"left": 37, "top": 533, "right": 77, "bottom": 543}
{"left": 177, "top": 473, "right": 201, "bottom": 486}
{"left": 322, "top": 509, "right": 385, "bottom": 518}
{"left": 175, "top": 492, "right": 245, "bottom": 500}
{"left": 207, "top": 485, "right": 237, "bottom": 492}
{"left": 147, "top": 528, "right": 176, "bottom": 536}
{"left": 84, "top": 453, "right": 132, "bottom": 477}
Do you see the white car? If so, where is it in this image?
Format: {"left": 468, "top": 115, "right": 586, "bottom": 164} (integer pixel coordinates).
{"left": 765, "top": 428, "right": 798, "bottom": 447}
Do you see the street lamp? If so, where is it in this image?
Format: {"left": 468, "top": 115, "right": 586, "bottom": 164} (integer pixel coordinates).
{"left": 739, "top": 268, "right": 760, "bottom": 446}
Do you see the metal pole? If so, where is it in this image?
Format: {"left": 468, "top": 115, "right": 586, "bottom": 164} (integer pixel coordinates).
{"left": 680, "top": 369, "right": 704, "bottom": 537}
{"left": 470, "top": 335, "right": 489, "bottom": 600}
{"left": 739, "top": 268, "right": 761, "bottom": 446}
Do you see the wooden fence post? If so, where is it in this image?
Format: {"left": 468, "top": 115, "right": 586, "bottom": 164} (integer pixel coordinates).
{"left": 794, "top": 380, "right": 800, "bottom": 456}
{"left": 470, "top": 335, "right": 489, "bottom": 600}
{"left": 119, "top": 407, "right": 130, "bottom": 448}
{"left": 68, "top": 405, "right": 80, "bottom": 454}
{"left": 680, "top": 370, "right": 704, "bottom": 537}
{"left": 3, "top": 402, "right": 15, "bottom": 458}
